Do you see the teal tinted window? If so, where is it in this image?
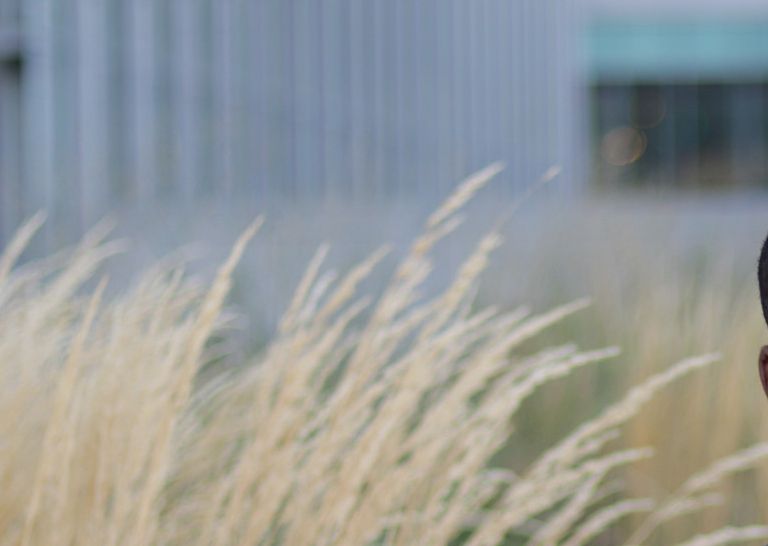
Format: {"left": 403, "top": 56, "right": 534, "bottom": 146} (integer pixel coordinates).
{"left": 589, "top": 21, "right": 768, "bottom": 189}
{"left": 588, "top": 21, "right": 768, "bottom": 81}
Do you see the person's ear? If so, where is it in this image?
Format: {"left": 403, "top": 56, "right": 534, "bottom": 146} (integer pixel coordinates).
{"left": 759, "top": 346, "right": 768, "bottom": 400}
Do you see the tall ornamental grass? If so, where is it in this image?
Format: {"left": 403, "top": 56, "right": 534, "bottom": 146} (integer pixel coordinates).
{"left": 3, "top": 167, "right": 768, "bottom": 546}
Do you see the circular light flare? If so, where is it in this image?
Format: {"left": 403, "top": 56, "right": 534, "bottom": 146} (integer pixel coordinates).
{"left": 601, "top": 126, "right": 647, "bottom": 166}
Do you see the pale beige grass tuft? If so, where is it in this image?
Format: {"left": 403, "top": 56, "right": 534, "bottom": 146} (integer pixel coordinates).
{"left": 0, "top": 169, "right": 765, "bottom": 545}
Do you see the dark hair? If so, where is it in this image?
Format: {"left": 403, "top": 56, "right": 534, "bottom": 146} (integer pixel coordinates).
{"left": 759, "top": 234, "right": 768, "bottom": 326}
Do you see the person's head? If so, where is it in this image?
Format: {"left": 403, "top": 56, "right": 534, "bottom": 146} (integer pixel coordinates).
{"left": 758, "top": 234, "right": 768, "bottom": 398}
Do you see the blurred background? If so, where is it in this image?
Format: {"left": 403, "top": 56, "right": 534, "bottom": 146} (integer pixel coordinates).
{"left": 2, "top": 0, "right": 768, "bottom": 225}
{"left": 1, "top": 0, "right": 766, "bottom": 315}
{"left": 4, "top": 0, "right": 768, "bottom": 539}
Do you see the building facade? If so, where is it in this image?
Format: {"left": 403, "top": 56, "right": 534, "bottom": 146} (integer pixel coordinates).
{"left": 6, "top": 0, "right": 765, "bottom": 246}
{"left": 586, "top": 0, "right": 768, "bottom": 190}
{"left": 0, "top": 0, "right": 584, "bottom": 244}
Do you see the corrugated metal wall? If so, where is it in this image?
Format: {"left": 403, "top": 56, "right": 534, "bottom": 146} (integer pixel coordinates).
{"left": 11, "top": 1, "right": 584, "bottom": 243}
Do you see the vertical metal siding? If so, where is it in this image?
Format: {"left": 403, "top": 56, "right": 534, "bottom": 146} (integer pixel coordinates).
{"left": 10, "top": 0, "right": 581, "bottom": 241}
{"left": 0, "top": 0, "right": 21, "bottom": 242}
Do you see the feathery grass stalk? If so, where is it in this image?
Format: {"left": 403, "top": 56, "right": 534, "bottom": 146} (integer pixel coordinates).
{"left": 676, "top": 526, "right": 768, "bottom": 546}
{"left": 0, "top": 168, "right": 765, "bottom": 546}
{"left": 626, "top": 442, "right": 768, "bottom": 545}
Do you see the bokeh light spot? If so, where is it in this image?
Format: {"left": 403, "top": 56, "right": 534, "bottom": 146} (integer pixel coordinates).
{"left": 601, "top": 126, "right": 648, "bottom": 166}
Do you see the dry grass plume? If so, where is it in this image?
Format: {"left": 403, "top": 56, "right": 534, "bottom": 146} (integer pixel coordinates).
{"left": 1, "top": 169, "right": 766, "bottom": 545}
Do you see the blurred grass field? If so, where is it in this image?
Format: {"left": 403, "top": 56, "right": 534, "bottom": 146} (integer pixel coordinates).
{"left": 486, "top": 202, "right": 768, "bottom": 542}
{"left": 5, "top": 175, "right": 768, "bottom": 544}
{"left": 218, "top": 192, "right": 768, "bottom": 541}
